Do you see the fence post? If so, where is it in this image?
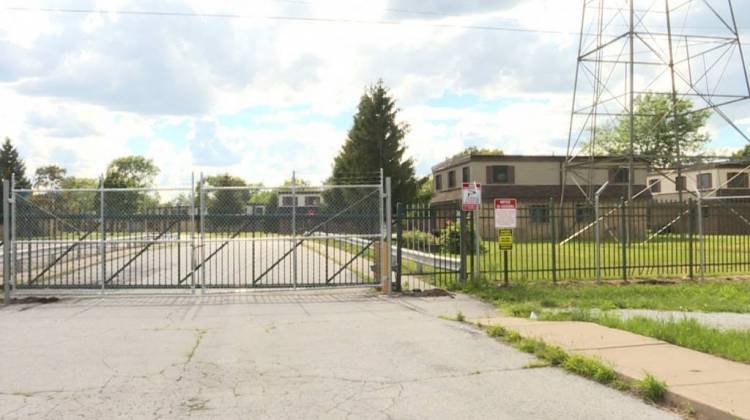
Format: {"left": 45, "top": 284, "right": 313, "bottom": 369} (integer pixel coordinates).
{"left": 619, "top": 196, "right": 627, "bottom": 282}
{"left": 473, "top": 208, "right": 481, "bottom": 279}
{"left": 385, "top": 177, "right": 392, "bottom": 295}
{"left": 199, "top": 173, "right": 206, "bottom": 292}
{"left": 99, "top": 176, "right": 106, "bottom": 294}
{"left": 687, "top": 199, "right": 694, "bottom": 280}
{"left": 3, "top": 180, "right": 10, "bottom": 305}
{"left": 459, "top": 205, "right": 467, "bottom": 283}
{"left": 697, "top": 191, "right": 705, "bottom": 280}
{"left": 395, "top": 203, "right": 403, "bottom": 291}
{"left": 549, "top": 197, "right": 557, "bottom": 283}
{"left": 291, "top": 170, "right": 298, "bottom": 290}
{"left": 190, "top": 173, "right": 197, "bottom": 293}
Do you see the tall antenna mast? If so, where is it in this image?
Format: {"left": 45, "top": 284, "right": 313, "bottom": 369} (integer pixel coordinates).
{"left": 563, "top": 0, "right": 750, "bottom": 207}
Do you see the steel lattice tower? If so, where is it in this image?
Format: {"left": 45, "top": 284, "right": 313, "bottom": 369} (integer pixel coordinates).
{"left": 563, "top": 0, "right": 750, "bottom": 206}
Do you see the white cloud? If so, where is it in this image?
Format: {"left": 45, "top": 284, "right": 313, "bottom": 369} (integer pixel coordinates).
{"left": 0, "top": 0, "right": 748, "bottom": 191}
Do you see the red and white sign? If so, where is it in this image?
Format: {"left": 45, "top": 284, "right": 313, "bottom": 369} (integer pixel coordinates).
{"left": 462, "top": 182, "right": 481, "bottom": 211}
{"left": 494, "top": 198, "right": 517, "bottom": 228}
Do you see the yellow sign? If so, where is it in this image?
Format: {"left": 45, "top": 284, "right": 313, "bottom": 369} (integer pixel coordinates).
{"left": 498, "top": 228, "right": 513, "bottom": 250}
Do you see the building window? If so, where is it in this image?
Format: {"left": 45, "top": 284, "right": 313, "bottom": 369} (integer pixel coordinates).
{"left": 462, "top": 167, "right": 470, "bottom": 183}
{"left": 529, "top": 205, "right": 550, "bottom": 224}
{"left": 487, "top": 165, "right": 514, "bottom": 184}
{"left": 727, "top": 172, "right": 749, "bottom": 188}
{"left": 435, "top": 174, "right": 442, "bottom": 191}
{"left": 675, "top": 176, "right": 686, "bottom": 191}
{"left": 281, "top": 196, "right": 295, "bottom": 207}
{"left": 697, "top": 173, "right": 712, "bottom": 190}
{"left": 575, "top": 205, "right": 595, "bottom": 224}
{"left": 648, "top": 178, "right": 661, "bottom": 193}
{"left": 304, "top": 196, "right": 320, "bottom": 206}
{"left": 448, "top": 170, "right": 456, "bottom": 188}
{"left": 611, "top": 167, "right": 629, "bottom": 184}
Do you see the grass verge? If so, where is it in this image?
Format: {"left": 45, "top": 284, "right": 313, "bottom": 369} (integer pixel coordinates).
{"left": 543, "top": 310, "right": 750, "bottom": 364}
{"left": 480, "top": 323, "right": 666, "bottom": 403}
{"left": 462, "top": 279, "right": 750, "bottom": 314}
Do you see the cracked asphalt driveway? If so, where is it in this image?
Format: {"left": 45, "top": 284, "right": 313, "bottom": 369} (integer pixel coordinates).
{"left": 0, "top": 289, "right": 676, "bottom": 419}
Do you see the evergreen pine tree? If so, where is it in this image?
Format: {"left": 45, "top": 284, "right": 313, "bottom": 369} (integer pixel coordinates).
{"left": 0, "top": 137, "right": 31, "bottom": 201}
{"left": 331, "top": 80, "right": 418, "bottom": 205}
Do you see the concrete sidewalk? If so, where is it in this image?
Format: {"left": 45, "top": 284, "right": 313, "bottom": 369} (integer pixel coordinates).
{"left": 471, "top": 315, "right": 750, "bottom": 420}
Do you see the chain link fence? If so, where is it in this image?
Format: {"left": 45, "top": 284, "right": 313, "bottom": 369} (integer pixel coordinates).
{"left": 3, "top": 177, "right": 387, "bottom": 293}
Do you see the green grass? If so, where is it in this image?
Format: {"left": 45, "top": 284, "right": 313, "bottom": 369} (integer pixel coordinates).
{"left": 472, "top": 235, "right": 750, "bottom": 282}
{"left": 544, "top": 311, "right": 750, "bottom": 364}
{"left": 636, "top": 374, "right": 668, "bottom": 402}
{"left": 463, "top": 280, "right": 750, "bottom": 314}
{"left": 480, "top": 322, "right": 662, "bottom": 401}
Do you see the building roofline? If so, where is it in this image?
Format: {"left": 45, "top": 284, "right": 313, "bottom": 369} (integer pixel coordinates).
{"left": 432, "top": 154, "right": 648, "bottom": 172}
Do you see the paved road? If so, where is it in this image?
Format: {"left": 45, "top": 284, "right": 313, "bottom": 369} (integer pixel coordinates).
{"left": 0, "top": 289, "right": 676, "bottom": 419}
{"left": 11, "top": 237, "right": 374, "bottom": 288}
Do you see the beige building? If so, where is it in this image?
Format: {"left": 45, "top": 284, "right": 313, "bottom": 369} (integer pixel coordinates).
{"left": 430, "top": 154, "right": 651, "bottom": 240}
{"left": 647, "top": 161, "right": 750, "bottom": 202}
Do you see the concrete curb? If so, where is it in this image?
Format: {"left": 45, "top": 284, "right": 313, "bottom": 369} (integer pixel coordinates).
{"left": 470, "top": 316, "right": 750, "bottom": 420}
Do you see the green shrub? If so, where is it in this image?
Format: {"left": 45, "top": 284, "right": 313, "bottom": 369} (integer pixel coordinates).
{"left": 438, "top": 221, "right": 485, "bottom": 254}
{"left": 401, "top": 230, "right": 438, "bottom": 250}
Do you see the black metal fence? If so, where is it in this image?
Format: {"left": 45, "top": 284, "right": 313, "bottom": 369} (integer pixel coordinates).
{"left": 394, "top": 197, "right": 750, "bottom": 288}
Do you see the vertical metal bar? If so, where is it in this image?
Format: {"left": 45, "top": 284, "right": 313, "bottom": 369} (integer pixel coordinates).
{"left": 385, "top": 177, "right": 392, "bottom": 294}
{"left": 190, "top": 173, "right": 196, "bottom": 293}
{"left": 473, "top": 209, "right": 481, "bottom": 279}
{"left": 549, "top": 197, "right": 557, "bottom": 283}
{"left": 697, "top": 192, "right": 705, "bottom": 280}
{"left": 620, "top": 197, "right": 627, "bottom": 282}
{"left": 688, "top": 199, "right": 694, "bottom": 279}
{"left": 3, "top": 180, "right": 10, "bottom": 304}
{"left": 99, "top": 176, "right": 105, "bottom": 293}
{"left": 199, "top": 173, "right": 206, "bottom": 292}
{"left": 10, "top": 175, "right": 16, "bottom": 292}
{"left": 396, "top": 203, "right": 404, "bottom": 290}
{"left": 459, "top": 205, "right": 466, "bottom": 283}
{"left": 503, "top": 250, "right": 509, "bottom": 286}
{"left": 291, "top": 171, "right": 297, "bottom": 289}
{"left": 595, "top": 193, "right": 601, "bottom": 284}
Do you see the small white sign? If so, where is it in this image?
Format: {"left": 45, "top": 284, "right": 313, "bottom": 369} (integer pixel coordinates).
{"left": 494, "top": 198, "right": 517, "bottom": 228}
{"left": 462, "top": 182, "right": 481, "bottom": 211}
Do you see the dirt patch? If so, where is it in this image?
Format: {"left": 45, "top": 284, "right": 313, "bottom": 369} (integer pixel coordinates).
{"left": 400, "top": 288, "right": 454, "bottom": 298}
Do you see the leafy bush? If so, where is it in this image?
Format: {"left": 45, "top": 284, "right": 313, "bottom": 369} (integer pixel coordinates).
{"left": 401, "top": 230, "right": 438, "bottom": 250}
{"left": 437, "top": 221, "right": 485, "bottom": 254}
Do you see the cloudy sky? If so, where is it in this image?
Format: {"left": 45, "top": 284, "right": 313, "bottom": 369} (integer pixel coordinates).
{"left": 1, "top": 0, "right": 749, "bottom": 187}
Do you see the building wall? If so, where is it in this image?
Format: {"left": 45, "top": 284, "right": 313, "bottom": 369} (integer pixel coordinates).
{"left": 648, "top": 167, "right": 750, "bottom": 202}
{"left": 432, "top": 156, "right": 649, "bottom": 206}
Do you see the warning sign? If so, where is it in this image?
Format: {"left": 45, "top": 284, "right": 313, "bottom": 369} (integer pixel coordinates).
{"left": 494, "top": 198, "right": 517, "bottom": 228}
{"left": 498, "top": 228, "right": 513, "bottom": 250}
{"left": 462, "top": 182, "right": 481, "bottom": 211}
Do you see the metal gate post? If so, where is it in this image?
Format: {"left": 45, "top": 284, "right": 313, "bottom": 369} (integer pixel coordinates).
{"left": 3, "top": 180, "right": 11, "bottom": 304}
{"left": 385, "top": 177, "right": 392, "bottom": 295}
{"left": 10, "top": 175, "right": 16, "bottom": 295}
{"left": 395, "top": 203, "right": 404, "bottom": 291}
{"left": 199, "top": 173, "right": 206, "bottom": 292}
{"left": 473, "top": 209, "right": 481, "bottom": 279}
{"left": 549, "top": 197, "right": 557, "bottom": 283}
{"left": 99, "top": 176, "right": 106, "bottom": 293}
{"left": 291, "top": 171, "right": 298, "bottom": 290}
{"left": 190, "top": 172, "right": 197, "bottom": 293}
{"left": 459, "top": 206, "right": 467, "bottom": 283}
{"left": 620, "top": 196, "right": 627, "bottom": 282}
{"left": 697, "top": 191, "right": 705, "bottom": 280}
{"left": 688, "top": 199, "right": 694, "bottom": 280}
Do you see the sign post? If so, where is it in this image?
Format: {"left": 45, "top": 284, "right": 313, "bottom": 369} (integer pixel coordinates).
{"left": 462, "top": 182, "right": 482, "bottom": 278}
{"left": 494, "top": 199, "right": 517, "bottom": 286}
